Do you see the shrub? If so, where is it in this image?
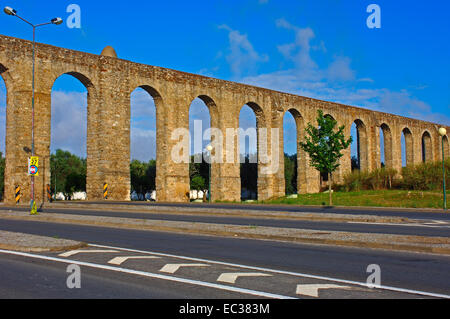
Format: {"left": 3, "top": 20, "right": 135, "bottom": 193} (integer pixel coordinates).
{"left": 400, "top": 159, "right": 449, "bottom": 191}
{"left": 339, "top": 159, "right": 449, "bottom": 192}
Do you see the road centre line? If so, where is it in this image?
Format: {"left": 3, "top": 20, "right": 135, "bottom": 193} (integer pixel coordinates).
{"left": 89, "top": 243, "right": 450, "bottom": 299}
{"left": 0, "top": 249, "right": 295, "bottom": 299}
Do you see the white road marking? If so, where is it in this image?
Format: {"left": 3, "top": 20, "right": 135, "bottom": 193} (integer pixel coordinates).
{"left": 0, "top": 249, "right": 295, "bottom": 299}
{"left": 89, "top": 243, "right": 450, "bottom": 299}
{"left": 58, "top": 249, "right": 118, "bottom": 257}
{"left": 108, "top": 256, "right": 160, "bottom": 265}
{"left": 159, "top": 263, "right": 209, "bottom": 274}
{"left": 217, "top": 272, "right": 272, "bottom": 284}
{"left": 296, "top": 284, "right": 352, "bottom": 298}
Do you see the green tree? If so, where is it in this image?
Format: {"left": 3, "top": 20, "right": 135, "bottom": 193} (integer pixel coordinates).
{"left": 300, "top": 110, "right": 352, "bottom": 205}
{"left": 130, "top": 159, "right": 156, "bottom": 195}
{"left": 50, "top": 149, "right": 86, "bottom": 200}
{"left": 0, "top": 151, "right": 5, "bottom": 200}
{"left": 191, "top": 175, "right": 206, "bottom": 192}
{"left": 284, "top": 153, "right": 297, "bottom": 195}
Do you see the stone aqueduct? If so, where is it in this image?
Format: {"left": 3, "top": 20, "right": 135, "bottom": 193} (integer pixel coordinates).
{"left": 0, "top": 34, "right": 449, "bottom": 204}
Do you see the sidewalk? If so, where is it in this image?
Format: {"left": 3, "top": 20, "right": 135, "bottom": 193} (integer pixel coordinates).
{"left": 10, "top": 202, "right": 415, "bottom": 224}
{"left": 0, "top": 210, "right": 449, "bottom": 255}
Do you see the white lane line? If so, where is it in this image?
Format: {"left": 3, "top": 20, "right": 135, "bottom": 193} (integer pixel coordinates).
{"left": 159, "top": 263, "right": 209, "bottom": 274}
{"left": 296, "top": 284, "right": 352, "bottom": 298}
{"left": 89, "top": 243, "right": 450, "bottom": 299}
{"left": 217, "top": 273, "right": 272, "bottom": 284}
{"left": 108, "top": 256, "right": 160, "bottom": 266}
{"left": 0, "top": 249, "right": 295, "bottom": 299}
{"left": 58, "top": 249, "right": 119, "bottom": 257}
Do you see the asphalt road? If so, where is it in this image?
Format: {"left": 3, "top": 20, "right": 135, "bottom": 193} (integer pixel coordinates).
{"left": 2, "top": 207, "right": 449, "bottom": 238}
{"left": 51, "top": 201, "right": 450, "bottom": 221}
{"left": 0, "top": 218, "right": 449, "bottom": 298}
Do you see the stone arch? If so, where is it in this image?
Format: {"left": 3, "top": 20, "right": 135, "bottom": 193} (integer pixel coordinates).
{"left": 283, "top": 108, "right": 306, "bottom": 194}
{"left": 128, "top": 84, "right": 164, "bottom": 201}
{"left": 187, "top": 95, "right": 216, "bottom": 201}
{"left": 50, "top": 71, "right": 97, "bottom": 200}
{"left": 192, "top": 94, "right": 220, "bottom": 158}
{"left": 401, "top": 127, "right": 414, "bottom": 166}
{"left": 380, "top": 123, "right": 393, "bottom": 168}
{"left": 421, "top": 130, "right": 433, "bottom": 163}
{"left": 352, "top": 119, "right": 368, "bottom": 171}
{"left": 238, "top": 102, "right": 265, "bottom": 200}
{"left": 443, "top": 135, "right": 449, "bottom": 159}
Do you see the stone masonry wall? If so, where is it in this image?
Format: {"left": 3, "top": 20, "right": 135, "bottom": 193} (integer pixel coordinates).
{"left": 0, "top": 34, "right": 449, "bottom": 204}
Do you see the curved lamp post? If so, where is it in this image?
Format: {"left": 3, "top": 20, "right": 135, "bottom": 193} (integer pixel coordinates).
{"left": 439, "top": 127, "right": 447, "bottom": 211}
{"left": 4, "top": 6, "right": 63, "bottom": 214}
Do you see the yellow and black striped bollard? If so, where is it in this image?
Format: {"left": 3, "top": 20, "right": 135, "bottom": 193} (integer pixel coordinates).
{"left": 103, "top": 183, "right": 108, "bottom": 200}
{"left": 47, "top": 184, "right": 52, "bottom": 203}
{"left": 15, "top": 186, "right": 21, "bottom": 204}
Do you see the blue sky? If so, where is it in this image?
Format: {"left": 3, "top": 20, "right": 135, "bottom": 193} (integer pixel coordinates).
{"left": 0, "top": 0, "right": 448, "bottom": 161}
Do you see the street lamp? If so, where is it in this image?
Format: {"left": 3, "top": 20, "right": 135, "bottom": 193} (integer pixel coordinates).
{"left": 439, "top": 127, "right": 447, "bottom": 211}
{"left": 4, "top": 6, "right": 63, "bottom": 214}
{"left": 206, "top": 144, "right": 213, "bottom": 203}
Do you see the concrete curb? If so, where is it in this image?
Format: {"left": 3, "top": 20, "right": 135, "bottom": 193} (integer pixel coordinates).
{"left": 7, "top": 204, "right": 414, "bottom": 225}
{"left": 0, "top": 211, "right": 449, "bottom": 255}
{"left": 0, "top": 230, "right": 87, "bottom": 253}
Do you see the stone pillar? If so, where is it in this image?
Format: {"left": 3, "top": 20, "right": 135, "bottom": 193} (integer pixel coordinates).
{"left": 212, "top": 102, "right": 241, "bottom": 202}
{"left": 4, "top": 88, "right": 51, "bottom": 206}
{"left": 93, "top": 58, "right": 130, "bottom": 201}
{"left": 161, "top": 94, "right": 190, "bottom": 202}
{"left": 366, "top": 120, "right": 377, "bottom": 172}
{"left": 391, "top": 126, "right": 403, "bottom": 174}
{"left": 274, "top": 114, "right": 286, "bottom": 198}
{"left": 86, "top": 88, "right": 102, "bottom": 201}
{"left": 257, "top": 113, "right": 282, "bottom": 201}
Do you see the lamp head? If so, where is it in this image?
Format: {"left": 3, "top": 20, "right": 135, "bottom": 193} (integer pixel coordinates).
{"left": 439, "top": 127, "right": 447, "bottom": 137}
{"left": 51, "top": 17, "right": 63, "bottom": 25}
{"left": 4, "top": 6, "right": 17, "bottom": 16}
{"left": 206, "top": 145, "right": 213, "bottom": 152}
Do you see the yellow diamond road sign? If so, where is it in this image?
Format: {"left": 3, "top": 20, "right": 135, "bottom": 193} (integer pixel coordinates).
{"left": 28, "top": 156, "right": 39, "bottom": 176}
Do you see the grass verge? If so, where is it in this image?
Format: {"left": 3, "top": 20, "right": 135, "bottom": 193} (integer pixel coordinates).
{"left": 263, "top": 190, "right": 450, "bottom": 209}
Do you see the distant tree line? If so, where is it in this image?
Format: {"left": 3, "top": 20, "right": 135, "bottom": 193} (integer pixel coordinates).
{"left": 130, "top": 159, "right": 156, "bottom": 194}
{"left": 0, "top": 150, "right": 301, "bottom": 201}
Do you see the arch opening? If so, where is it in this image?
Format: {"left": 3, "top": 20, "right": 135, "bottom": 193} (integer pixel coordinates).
{"left": 401, "top": 128, "right": 413, "bottom": 167}
{"left": 239, "top": 104, "right": 261, "bottom": 201}
{"left": 189, "top": 97, "right": 212, "bottom": 202}
{"left": 283, "top": 109, "right": 302, "bottom": 195}
{"left": 350, "top": 119, "right": 368, "bottom": 171}
{"left": 50, "top": 73, "right": 90, "bottom": 201}
{"left": 129, "top": 86, "right": 158, "bottom": 201}
{"left": 422, "top": 131, "right": 432, "bottom": 163}
{"left": 380, "top": 123, "right": 393, "bottom": 168}
{"left": 443, "top": 135, "right": 449, "bottom": 160}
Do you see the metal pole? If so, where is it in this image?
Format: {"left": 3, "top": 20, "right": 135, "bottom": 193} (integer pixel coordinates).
{"left": 30, "top": 25, "right": 36, "bottom": 211}
{"left": 443, "top": 136, "right": 447, "bottom": 211}
{"left": 208, "top": 155, "right": 211, "bottom": 203}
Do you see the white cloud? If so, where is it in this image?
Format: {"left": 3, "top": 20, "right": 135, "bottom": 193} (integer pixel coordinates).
{"left": 51, "top": 91, "right": 87, "bottom": 157}
{"left": 239, "top": 19, "right": 449, "bottom": 125}
{"left": 326, "top": 56, "right": 356, "bottom": 82}
{"left": 131, "top": 88, "right": 157, "bottom": 161}
{"left": 219, "top": 24, "right": 269, "bottom": 78}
